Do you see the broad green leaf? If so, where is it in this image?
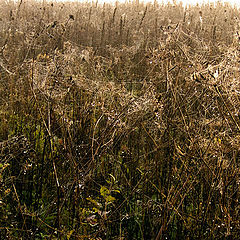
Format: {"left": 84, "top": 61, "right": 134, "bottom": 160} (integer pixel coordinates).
{"left": 100, "top": 186, "right": 110, "bottom": 197}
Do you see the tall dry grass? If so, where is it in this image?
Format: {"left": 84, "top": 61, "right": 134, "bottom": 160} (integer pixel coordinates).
{"left": 0, "top": 0, "right": 240, "bottom": 239}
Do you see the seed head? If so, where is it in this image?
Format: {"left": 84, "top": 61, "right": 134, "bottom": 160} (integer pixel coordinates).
{"left": 69, "top": 15, "right": 74, "bottom": 20}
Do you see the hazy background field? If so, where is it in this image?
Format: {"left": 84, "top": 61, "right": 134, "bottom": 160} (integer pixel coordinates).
{"left": 62, "top": 0, "right": 240, "bottom": 7}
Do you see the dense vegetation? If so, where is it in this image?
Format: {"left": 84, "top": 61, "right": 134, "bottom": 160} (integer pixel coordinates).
{"left": 0, "top": 0, "right": 240, "bottom": 239}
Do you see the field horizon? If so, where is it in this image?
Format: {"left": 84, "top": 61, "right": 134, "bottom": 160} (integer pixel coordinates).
{"left": 47, "top": 0, "right": 240, "bottom": 8}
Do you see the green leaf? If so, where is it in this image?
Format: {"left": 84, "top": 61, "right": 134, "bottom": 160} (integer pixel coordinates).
{"left": 67, "top": 230, "right": 74, "bottom": 240}
{"left": 86, "top": 197, "right": 101, "bottom": 208}
{"left": 100, "top": 186, "right": 110, "bottom": 197}
{"left": 109, "top": 174, "right": 116, "bottom": 182}
{"left": 112, "top": 189, "right": 120, "bottom": 193}
{"left": 105, "top": 195, "right": 116, "bottom": 203}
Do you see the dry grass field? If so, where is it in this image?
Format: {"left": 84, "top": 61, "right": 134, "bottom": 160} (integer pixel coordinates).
{"left": 0, "top": 0, "right": 240, "bottom": 239}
